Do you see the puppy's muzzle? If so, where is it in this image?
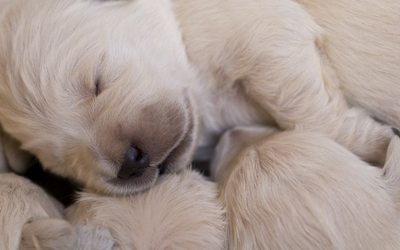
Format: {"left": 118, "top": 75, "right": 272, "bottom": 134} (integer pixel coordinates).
{"left": 118, "top": 146, "right": 150, "bottom": 179}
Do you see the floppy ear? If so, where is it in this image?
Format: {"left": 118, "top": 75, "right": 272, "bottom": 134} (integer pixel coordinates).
{"left": 20, "top": 218, "right": 75, "bottom": 250}
{"left": 0, "top": 125, "right": 35, "bottom": 174}
{"left": 383, "top": 134, "right": 400, "bottom": 204}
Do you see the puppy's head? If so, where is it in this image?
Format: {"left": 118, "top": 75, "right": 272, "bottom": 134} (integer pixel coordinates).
{"left": 0, "top": 0, "right": 199, "bottom": 195}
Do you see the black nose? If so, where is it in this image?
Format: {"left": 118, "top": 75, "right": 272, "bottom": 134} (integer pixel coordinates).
{"left": 118, "top": 146, "right": 150, "bottom": 179}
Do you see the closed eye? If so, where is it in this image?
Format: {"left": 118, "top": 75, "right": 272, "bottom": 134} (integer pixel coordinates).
{"left": 95, "top": 78, "right": 101, "bottom": 96}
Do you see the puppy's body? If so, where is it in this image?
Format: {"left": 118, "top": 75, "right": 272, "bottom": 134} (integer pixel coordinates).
{"left": 0, "top": 0, "right": 399, "bottom": 194}
{"left": 66, "top": 170, "right": 227, "bottom": 250}
{"left": 297, "top": 0, "right": 400, "bottom": 126}
{"left": 212, "top": 127, "right": 400, "bottom": 249}
{"left": 0, "top": 173, "right": 73, "bottom": 250}
{"left": 172, "top": 0, "right": 398, "bottom": 161}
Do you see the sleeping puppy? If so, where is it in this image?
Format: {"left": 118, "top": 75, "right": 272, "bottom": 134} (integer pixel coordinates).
{"left": 0, "top": 0, "right": 399, "bottom": 195}
{"left": 0, "top": 173, "right": 73, "bottom": 250}
{"left": 66, "top": 169, "right": 227, "bottom": 250}
{"left": 211, "top": 127, "right": 400, "bottom": 250}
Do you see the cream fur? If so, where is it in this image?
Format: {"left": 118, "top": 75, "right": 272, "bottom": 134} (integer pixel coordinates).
{"left": 0, "top": 125, "right": 34, "bottom": 174}
{"left": 66, "top": 169, "right": 227, "bottom": 250}
{"left": 0, "top": 173, "right": 71, "bottom": 250}
{"left": 212, "top": 127, "right": 400, "bottom": 249}
{"left": 74, "top": 224, "right": 116, "bottom": 250}
{"left": 20, "top": 218, "right": 75, "bottom": 250}
{"left": 0, "top": 0, "right": 200, "bottom": 195}
{"left": 0, "top": 0, "right": 399, "bottom": 194}
{"left": 0, "top": 170, "right": 226, "bottom": 249}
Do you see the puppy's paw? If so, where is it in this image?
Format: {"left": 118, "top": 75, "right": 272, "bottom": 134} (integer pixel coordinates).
{"left": 19, "top": 218, "right": 75, "bottom": 250}
{"left": 74, "top": 222, "right": 117, "bottom": 250}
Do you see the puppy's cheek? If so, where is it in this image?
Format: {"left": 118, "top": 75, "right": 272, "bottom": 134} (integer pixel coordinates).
{"left": 162, "top": 107, "right": 198, "bottom": 175}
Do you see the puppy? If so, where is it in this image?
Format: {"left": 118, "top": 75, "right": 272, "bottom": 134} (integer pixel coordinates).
{"left": 66, "top": 169, "right": 227, "bottom": 250}
{"left": 0, "top": 173, "right": 73, "bottom": 250}
{"left": 0, "top": 0, "right": 398, "bottom": 195}
{"left": 211, "top": 127, "right": 400, "bottom": 250}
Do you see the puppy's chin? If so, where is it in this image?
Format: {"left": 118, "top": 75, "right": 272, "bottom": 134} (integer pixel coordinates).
{"left": 104, "top": 166, "right": 159, "bottom": 195}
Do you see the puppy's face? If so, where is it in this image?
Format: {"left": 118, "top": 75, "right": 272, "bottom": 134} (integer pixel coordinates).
{"left": 0, "top": 0, "right": 199, "bottom": 195}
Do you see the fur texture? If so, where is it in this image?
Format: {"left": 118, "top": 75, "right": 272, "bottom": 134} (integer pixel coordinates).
{"left": 0, "top": 0, "right": 199, "bottom": 195}
{"left": 0, "top": 0, "right": 399, "bottom": 194}
{"left": 0, "top": 173, "right": 71, "bottom": 250}
{"left": 66, "top": 169, "right": 227, "bottom": 250}
{"left": 73, "top": 224, "right": 116, "bottom": 250}
{"left": 211, "top": 127, "right": 400, "bottom": 249}
{"left": 20, "top": 218, "right": 75, "bottom": 250}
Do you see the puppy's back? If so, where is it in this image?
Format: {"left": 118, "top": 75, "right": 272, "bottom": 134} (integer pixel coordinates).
{"left": 219, "top": 131, "right": 400, "bottom": 250}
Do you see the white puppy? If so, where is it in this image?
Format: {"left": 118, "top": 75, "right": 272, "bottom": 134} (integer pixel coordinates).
{"left": 211, "top": 127, "right": 400, "bottom": 250}
{"left": 0, "top": 0, "right": 399, "bottom": 195}
{"left": 0, "top": 173, "right": 73, "bottom": 250}
{"left": 66, "top": 169, "right": 227, "bottom": 250}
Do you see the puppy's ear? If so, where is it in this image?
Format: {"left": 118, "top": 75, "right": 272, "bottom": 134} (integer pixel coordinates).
{"left": 383, "top": 135, "right": 400, "bottom": 204}
{"left": 0, "top": 125, "right": 35, "bottom": 174}
{"left": 19, "top": 218, "right": 75, "bottom": 250}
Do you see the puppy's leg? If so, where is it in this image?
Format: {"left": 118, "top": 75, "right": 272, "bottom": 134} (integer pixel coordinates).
{"left": 19, "top": 218, "right": 75, "bottom": 250}
{"left": 238, "top": 0, "right": 393, "bottom": 164}
{"left": 0, "top": 173, "right": 65, "bottom": 250}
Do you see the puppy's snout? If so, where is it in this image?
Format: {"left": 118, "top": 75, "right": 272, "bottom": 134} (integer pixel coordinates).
{"left": 118, "top": 146, "right": 150, "bottom": 179}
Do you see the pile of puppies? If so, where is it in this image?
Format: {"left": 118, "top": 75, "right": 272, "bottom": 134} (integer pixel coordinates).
{"left": 1, "top": 0, "right": 400, "bottom": 249}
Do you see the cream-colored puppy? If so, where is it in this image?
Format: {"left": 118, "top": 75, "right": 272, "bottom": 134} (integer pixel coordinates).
{"left": 0, "top": 173, "right": 73, "bottom": 250}
{"left": 66, "top": 169, "right": 227, "bottom": 250}
{"left": 0, "top": 0, "right": 399, "bottom": 195}
{"left": 211, "top": 127, "right": 400, "bottom": 250}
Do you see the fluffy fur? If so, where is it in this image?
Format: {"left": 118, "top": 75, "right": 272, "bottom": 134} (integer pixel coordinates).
{"left": 211, "top": 127, "right": 400, "bottom": 249}
{"left": 66, "top": 169, "right": 227, "bottom": 250}
{"left": 73, "top": 224, "right": 116, "bottom": 250}
{"left": 1, "top": 170, "right": 225, "bottom": 249}
{"left": 0, "top": 173, "right": 72, "bottom": 250}
{"left": 0, "top": 0, "right": 399, "bottom": 194}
